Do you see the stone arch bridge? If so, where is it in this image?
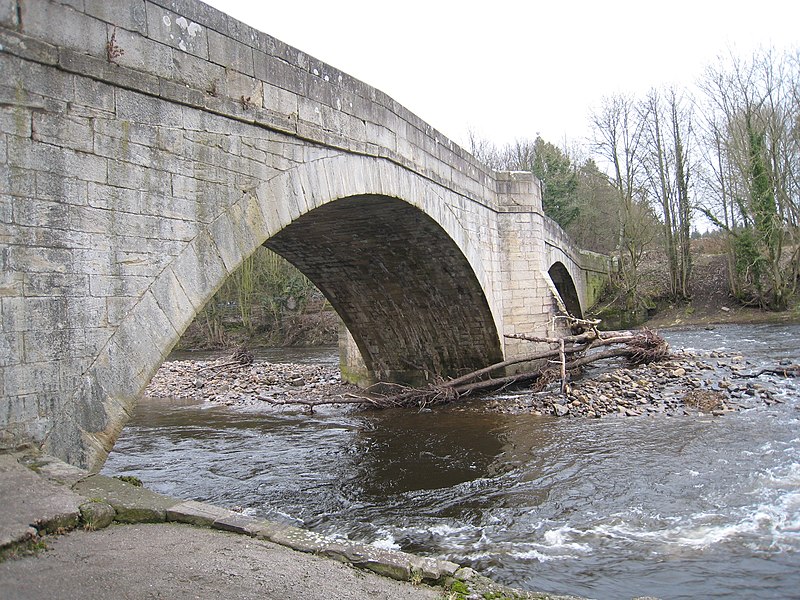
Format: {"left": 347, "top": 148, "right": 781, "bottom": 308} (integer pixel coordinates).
{"left": 0, "top": 0, "right": 609, "bottom": 470}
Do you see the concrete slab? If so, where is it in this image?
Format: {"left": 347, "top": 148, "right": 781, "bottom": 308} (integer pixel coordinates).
{"left": 0, "top": 454, "right": 85, "bottom": 548}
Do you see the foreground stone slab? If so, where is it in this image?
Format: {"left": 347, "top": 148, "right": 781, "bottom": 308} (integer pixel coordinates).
{"left": 264, "top": 522, "right": 459, "bottom": 582}
{"left": 72, "top": 475, "right": 179, "bottom": 523}
{"left": 166, "top": 499, "right": 233, "bottom": 527}
{"left": 0, "top": 455, "right": 84, "bottom": 547}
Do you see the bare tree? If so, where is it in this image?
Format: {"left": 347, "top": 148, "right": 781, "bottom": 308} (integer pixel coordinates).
{"left": 591, "top": 94, "right": 651, "bottom": 308}
{"left": 697, "top": 48, "right": 799, "bottom": 308}
{"left": 640, "top": 88, "right": 694, "bottom": 299}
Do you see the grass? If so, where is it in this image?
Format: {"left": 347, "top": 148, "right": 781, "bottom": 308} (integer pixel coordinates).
{"left": 0, "top": 537, "right": 48, "bottom": 563}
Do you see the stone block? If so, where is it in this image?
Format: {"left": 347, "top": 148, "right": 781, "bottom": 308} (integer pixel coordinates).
{"left": 232, "top": 3, "right": 273, "bottom": 42}
{"left": 169, "top": 49, "right": 226, "bottom": 96}
{"left": 106, "top": 159, "right": 172, "bottom": 195}
{"left": 23, "top": 328, "right": 86, "bottom": 363}
{"left": 0, "top": 23, "right": 60, "bottom": 65}
{"left": 32, "top": 112, "right": 94, "bottom": 153}
{"left": 0, "top": 0, "right": 18, "bottom": 28}
{"left": 150, "top": 266, "right": 196, "bottom": 334}
{"left": 35, "top": 172, "right": 88, "bottom": 205}
{"left": 260, "top": 81, "right": 297, "bottom": 117}
{"left": 207, "top": 29, "right": 253, "bottom": 75}
{"left": 254, "top": 51, "right": 307, "bottom": 97}
{"left": 158, "top": 77, "right": 211, "bottom": 110}
{"left": 83, "top": 0, "right": 147, "bottom": 35}
{"left": 104, "top": 296, "right": 136, "bottom": 326}
{"left": 0, "top": 105, "right": 32, "bottom": 138}
{"left": 7, "top": 136, "right": 107, "bottom": 184}
{"left": 180, "top": 102, "right": 253, "bottom": 136}
{"left": 21, "top": 0, "right": 107, "bottom": 58}
{"left": 88, "top": 273, "right": 149, "bottom": 298}
{"left": 115, "top": 88, "right": 183, "bottom": 128}
{"left": 224, "top": 70, "right": 263, "bottom": 108}
{"left": 72, "top": 474, "right": 180, "bottom": 523}
{"left": 206, "top": 211, "right": 242, "bottom": 273}
{"left": 166, "top": 500, "right": 232, "bottom": 527}
{"left": 58, "top": 48, "right": 161, "bottom": 98}
{"left": 148, "top": 0, "right": 229, "bottom": 35}
{"left": 0, "top": 325, "right": 23, "bottom": 365}
{"left": 79, "top": 500, "right": 115, "bottom": 530}
{"left": 109, "top": 25, "right": 175, "bottom": 80}
{"left": 168, "top": 232, "right": 228, "bottom": 311}
{"left": 146, "top": 4, "right": 208, "bottom": 59}
{"left": 8, "top": 246, "right": 73, "bottom": 279}
{"left": 212, "top": 512, "right": 262, "bottom": 536}
{"left": 0, "top": 454, "right": 85, "bottom": 544}
{"left": 23, "top": 272, "right": 89, "bottom": 298}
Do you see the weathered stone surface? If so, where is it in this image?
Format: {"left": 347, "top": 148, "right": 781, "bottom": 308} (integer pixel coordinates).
{"left": 262, "top": 522, "right": 458, "bottom": 583}
{"left": 72, "top": 474, "right": 180, "bottom": 523}
{"left": 211, "top": 512, "right": 262, "bottom": 535}
{"left": 0, "top": 0, "right": 609, "bottom": 471}
{"left": 79, "top": 500, "right": 115, "bottom": 530}
{"left": 166, "top": 499, "right": 232, "bottom": 527}
{"left": 0, "top": 454, "right": 84, "bottom": 546}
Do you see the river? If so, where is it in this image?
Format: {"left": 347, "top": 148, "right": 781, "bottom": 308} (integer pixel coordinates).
{"left": 102, "top": 324, "right": 800, "bottom": 599}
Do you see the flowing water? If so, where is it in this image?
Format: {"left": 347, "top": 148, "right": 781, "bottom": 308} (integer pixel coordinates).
{"left": 103, "top": 324, "right": 800, "bottom": 599}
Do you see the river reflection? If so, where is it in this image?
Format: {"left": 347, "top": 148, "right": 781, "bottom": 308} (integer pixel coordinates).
{"left": 104, "top": 324, "right": 800, "bottom": 599}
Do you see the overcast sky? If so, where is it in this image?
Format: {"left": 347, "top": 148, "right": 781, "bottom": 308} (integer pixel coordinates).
{"left": 202, "top": 0, "right": 798, "bottom": 150}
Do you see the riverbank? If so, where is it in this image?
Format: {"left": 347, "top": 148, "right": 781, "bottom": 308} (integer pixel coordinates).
{"left": 616, "top": 252, "right": 800, "bottom": 330}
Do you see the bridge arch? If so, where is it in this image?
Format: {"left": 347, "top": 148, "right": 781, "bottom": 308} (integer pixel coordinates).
{"left": 547, "top": 261, "right": 583, "bottom": 318}
{"left": 71, "top": 154, "right": 502, "bottom": 469}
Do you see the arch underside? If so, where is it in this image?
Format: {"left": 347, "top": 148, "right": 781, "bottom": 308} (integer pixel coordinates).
{"left": 265, "top": 195, "right": 503, "bottom": 385}
{"left": 548, "top": 262, "right": 583, "bottom": 318}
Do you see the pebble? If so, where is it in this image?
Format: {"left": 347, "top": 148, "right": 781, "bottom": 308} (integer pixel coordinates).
{"left": 487, "top": 348, "right": 788, "bottom": 419}
{"left": 145, "top": 357, "right": 352, "bottom": 407}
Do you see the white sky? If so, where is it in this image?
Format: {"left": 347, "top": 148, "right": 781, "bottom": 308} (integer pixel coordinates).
{"left": 202, "top": 0, "right": 798, "bottom": 150}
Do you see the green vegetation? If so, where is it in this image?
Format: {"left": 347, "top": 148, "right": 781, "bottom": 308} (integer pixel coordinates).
{"left": 114, "top": 475, "right": 143, "bottom": 487}
{"left": 0, "top": 537, "right": 48, "bottom": 562}
{"left": 444, "top": 579, "right": 470, "bottom": 599}
{"left": 178, "top": 247, "right": 338, "bottom": 349}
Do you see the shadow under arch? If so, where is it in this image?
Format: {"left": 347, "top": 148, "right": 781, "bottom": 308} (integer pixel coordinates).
{"left": 62, "top": 154, "right": 505, "bottom": 471}
{"left": 548, "top": 261, "right": 583, "bottom": 318}
{"left": 265, "top": 194, "right": 503, "bottom": 385}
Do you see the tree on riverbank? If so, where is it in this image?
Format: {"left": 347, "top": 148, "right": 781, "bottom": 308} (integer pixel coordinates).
{"left": 178, "top": 247, "right": 337, "bottom": 349}
{"left": 696, "top": 48, "right": 800, "bottom": 309}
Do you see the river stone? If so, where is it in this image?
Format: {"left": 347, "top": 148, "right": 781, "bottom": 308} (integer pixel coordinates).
{"left": 79, "top": 501, "right": 115, "bottom": 530}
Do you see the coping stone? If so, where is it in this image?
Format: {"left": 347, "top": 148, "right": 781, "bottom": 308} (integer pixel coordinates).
{"left": 0, "top": 454, "right": 84, "bottom": 546}
{"left": 72, "top": 474, "right": 180, "bottom": 523}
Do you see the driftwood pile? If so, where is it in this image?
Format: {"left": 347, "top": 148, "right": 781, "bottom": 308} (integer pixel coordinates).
{"left": 148, "top": 319, "right": 798, "bottom": 416}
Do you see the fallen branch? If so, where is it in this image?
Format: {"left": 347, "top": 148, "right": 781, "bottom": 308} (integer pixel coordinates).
{"left": 733, "top": 364, "right": 800, "bottom": 378}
